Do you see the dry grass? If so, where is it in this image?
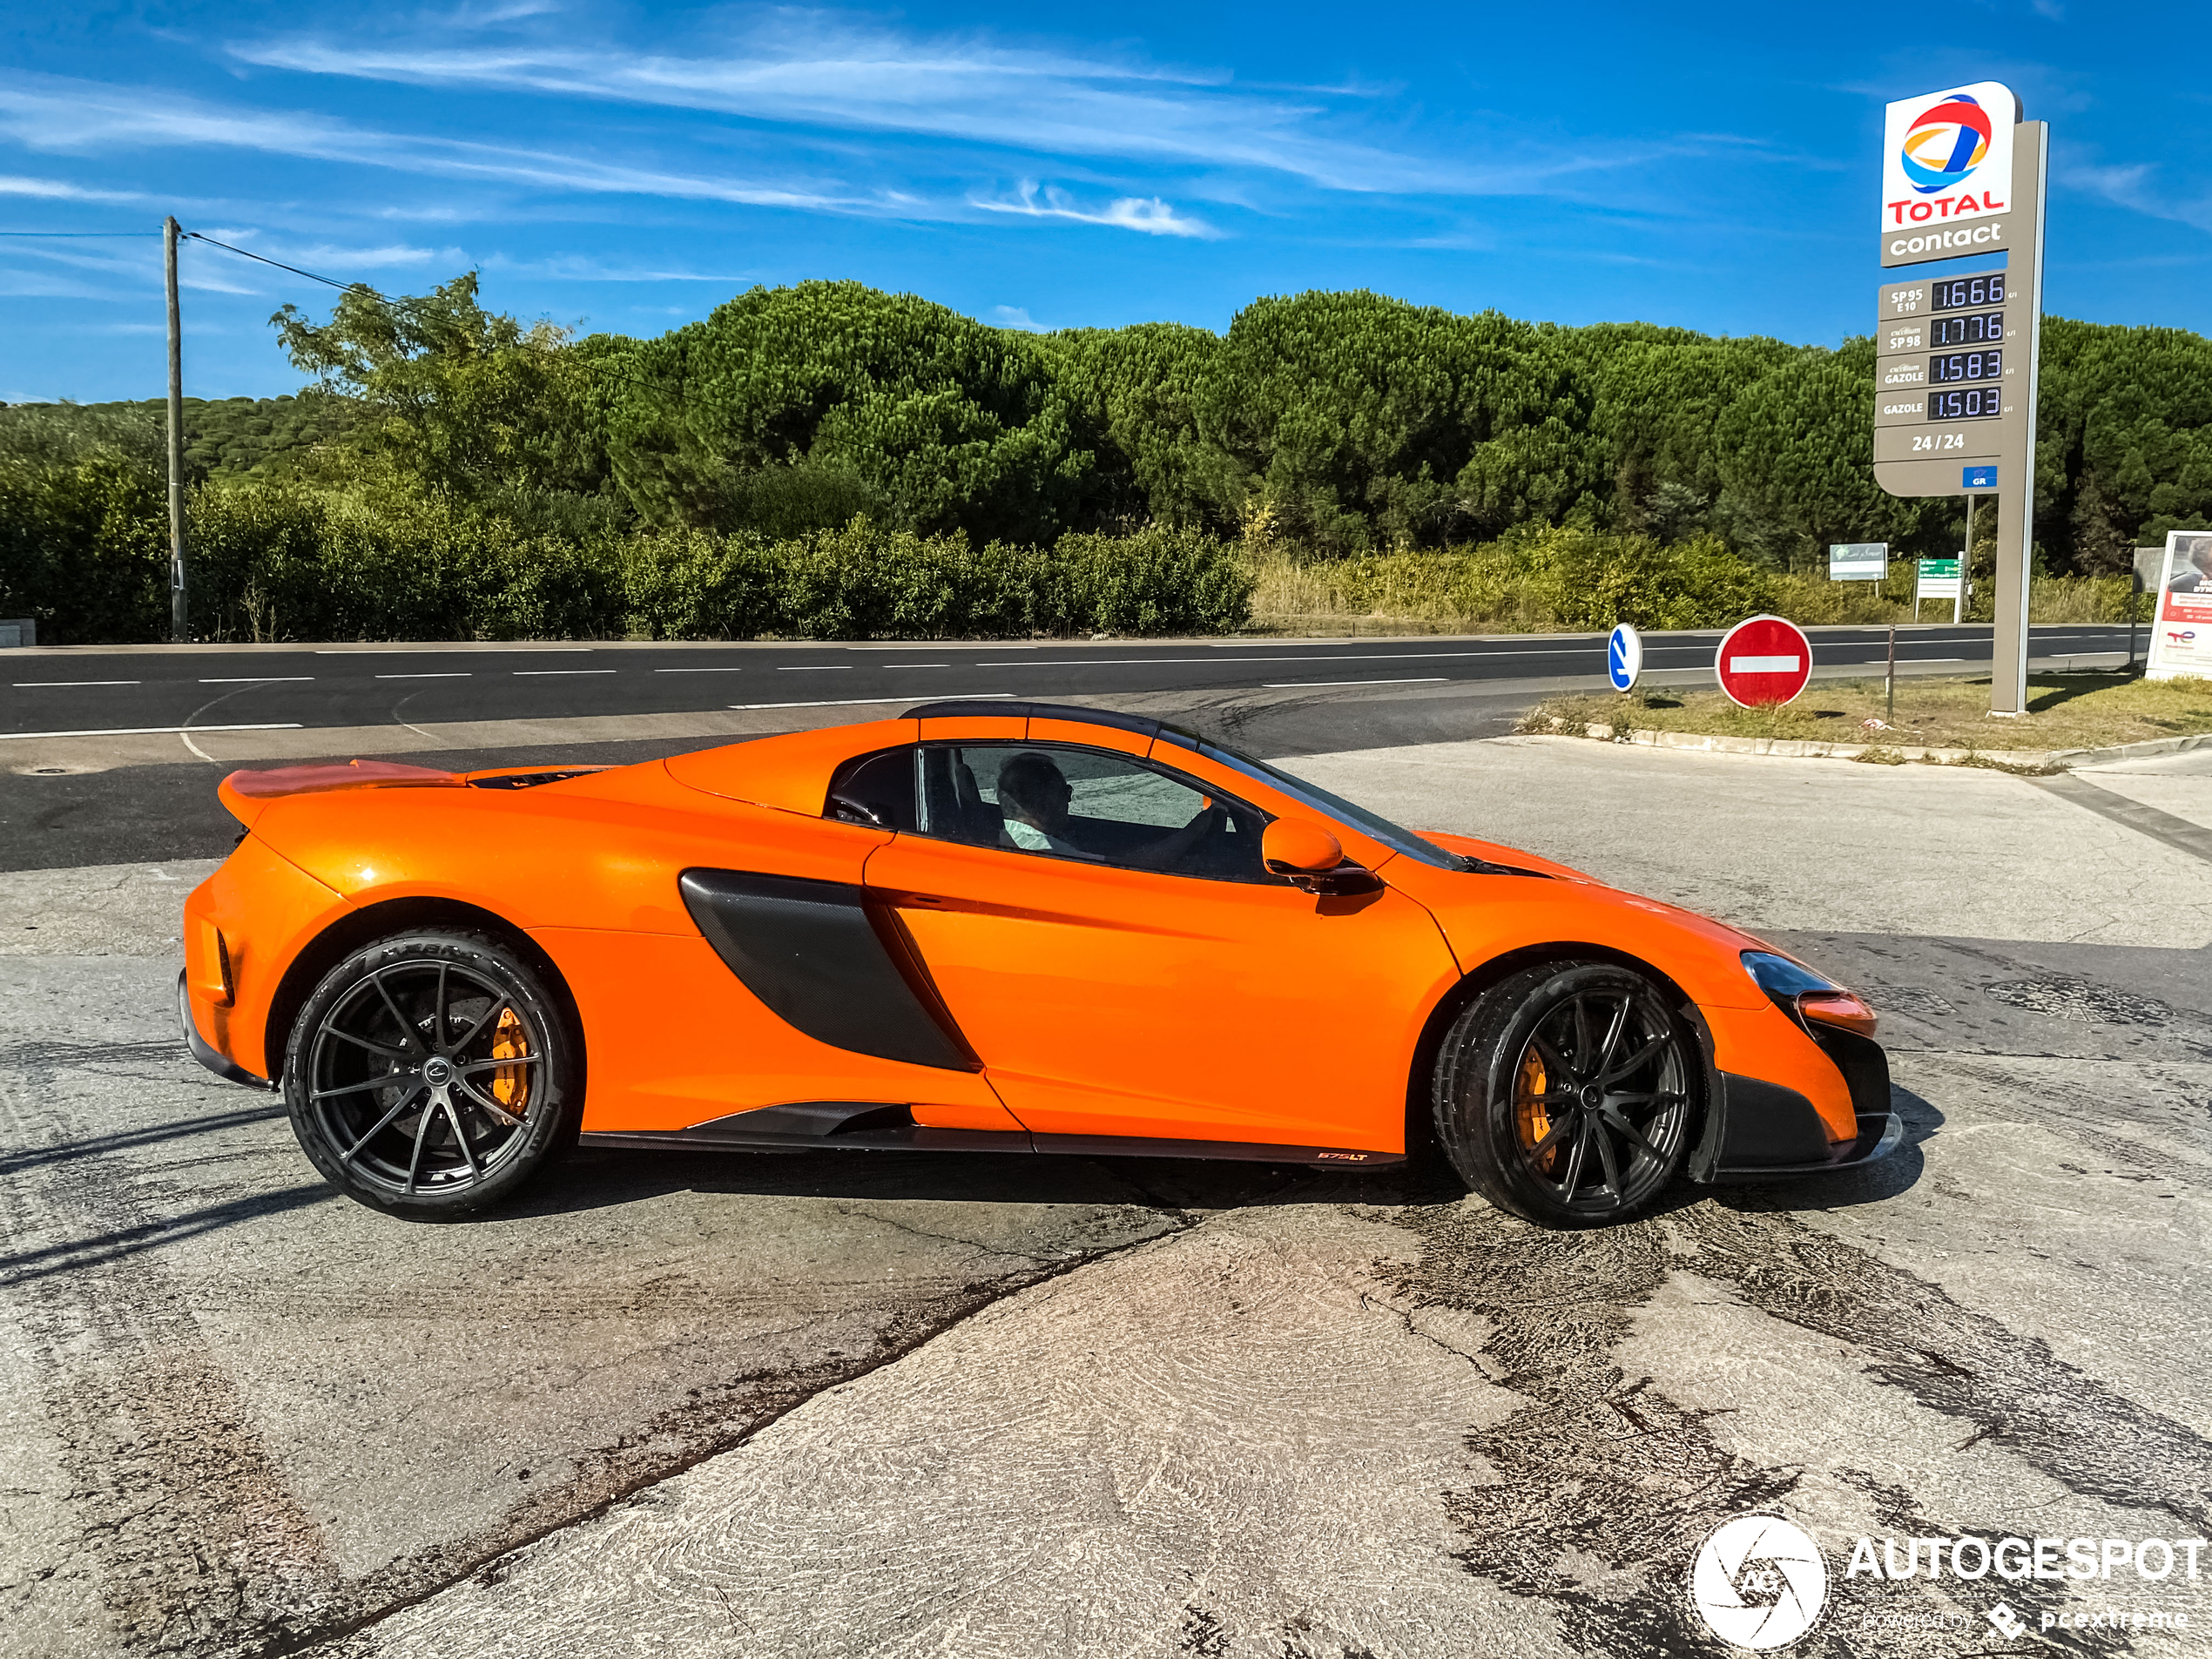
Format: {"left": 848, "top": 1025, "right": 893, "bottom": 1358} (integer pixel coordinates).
{"left": 1528, "top": 672, "right": 2212, "bottom": 753}
{"left": 1242, "top": 546, "right": 2141, "bottom": 636}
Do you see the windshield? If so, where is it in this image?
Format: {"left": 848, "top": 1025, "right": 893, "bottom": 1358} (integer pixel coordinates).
{"left": 1157, "top": 726, "right": 1464, "bottom": 870}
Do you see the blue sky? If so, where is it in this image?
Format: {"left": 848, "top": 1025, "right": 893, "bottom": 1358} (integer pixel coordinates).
{"left": 4, "top": 1, "right": 2209, "bottom": 402}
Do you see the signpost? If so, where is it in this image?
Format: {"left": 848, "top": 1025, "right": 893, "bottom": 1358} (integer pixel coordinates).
{"left": 1715, "top": 616, "right": 1813, "bottom": 709}
{"left": 1871, "top": 81, "right": 2047, "bottom": 716}
{"left": 1607, "top": 623, "right": 1642, "bottom": 693}
{"left": 1829, "top": 543, "right": 1887, "bottom": 583}
{"left": 1916, "top": 556, "right": 1963, "bottom": 608}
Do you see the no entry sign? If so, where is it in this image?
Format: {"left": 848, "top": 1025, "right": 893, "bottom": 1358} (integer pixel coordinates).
{"left": 1715, "top": 615, "right": 1813, "bottom": 708}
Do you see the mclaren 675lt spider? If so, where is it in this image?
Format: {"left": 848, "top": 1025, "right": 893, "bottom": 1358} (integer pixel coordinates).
{"left": 179, "top": 700, "right": 1900, "bottom": 1228}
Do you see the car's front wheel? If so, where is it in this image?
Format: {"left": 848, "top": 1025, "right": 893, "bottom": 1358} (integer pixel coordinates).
{"left": 1432, "top": 961, "right": 1696, "bottom": 1228}
{"left": 283, "top": 931, "right": 578, "bottom": 1217}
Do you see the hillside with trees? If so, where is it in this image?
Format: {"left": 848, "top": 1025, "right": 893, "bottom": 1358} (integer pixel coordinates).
{"left": 3, "top": 275, "right": 2206, "bottom": 643}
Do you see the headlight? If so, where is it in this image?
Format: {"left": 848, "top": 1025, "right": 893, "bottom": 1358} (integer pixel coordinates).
{"left": 1742, "top": 951, "right": 1838, "bottom": 998}
{"left": 1742, "top": 950, "right": 1877, "bottom": 1039}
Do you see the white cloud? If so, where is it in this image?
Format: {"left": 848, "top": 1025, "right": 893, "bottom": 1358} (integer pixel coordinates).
{"left": 2063, "top": 159, "right": 2212, "bottom": 234}
{"left": 972, "top": 181, "right": 1218, "bottom": 239}
{"left": 0, "top": 172, "right": 146, "bottom": 203}
{"left": 0, "top": 72, "right": 862, "bottom": 211}
{"left": 988, "top": 304, "right": 1044, "bottom": 331}
{"left": 223, "top": 13, "right": 1630, "bottom": 199}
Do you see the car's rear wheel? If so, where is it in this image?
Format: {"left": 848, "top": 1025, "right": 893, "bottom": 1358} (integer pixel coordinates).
{"left": 1432, "top": 961, "right": 1695, "bottom": 1228}
{"left": 284, "top": 931, "right": 577, "bottom": 1217}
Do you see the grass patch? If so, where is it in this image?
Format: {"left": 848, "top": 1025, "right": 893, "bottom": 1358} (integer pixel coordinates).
{"left": 1527, "top": 673, "right": 2212, "bottom": 753}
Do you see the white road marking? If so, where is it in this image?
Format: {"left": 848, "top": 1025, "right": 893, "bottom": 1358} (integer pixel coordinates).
{"left": 315, "top": 647, "right": 591, "bottom": 654}
{"left": 1262, "top": 678, "right": 1450, "bottom": 689}
{"left": 778, "top": 665, "right": 853, "bottom": 671}
{"left": 655, "top": 666, "right": 745, "bottom": 673}
{"left": 0, "top": 722, "right": 303, "bottom": 741}
{"left": 513, "top": 669, "right": 617, "bottom": 676}
{"left": 199, "top": 676, "right": 314, "bottom": 684}
{"left": 12, "top": 679, "right": 139, "bottom": 687}
{"left": 376, "top": 672, "right": 471, "bottom": 679}
{"left": 731, "top": 695, "right": 1017, "bottom": 711}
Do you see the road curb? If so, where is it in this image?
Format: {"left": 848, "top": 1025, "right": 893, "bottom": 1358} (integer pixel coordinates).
{"left": 1532, "top": 721, "right": 2212, "bottom": 772}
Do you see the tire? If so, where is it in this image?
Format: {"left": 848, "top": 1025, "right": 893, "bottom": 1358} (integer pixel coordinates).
{"left": 1432, "top": 961, "right": 1696, "bottom": 1229}
{"left": 283, "top": 930, "right": 579, "bottom": 1218}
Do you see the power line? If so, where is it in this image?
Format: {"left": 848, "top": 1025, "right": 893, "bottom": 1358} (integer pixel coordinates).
{"left": 182, "top": 232, "right": 386, "bottom": 299}
{"left": 0, "top": 231, "right": 160, "bottom": 237}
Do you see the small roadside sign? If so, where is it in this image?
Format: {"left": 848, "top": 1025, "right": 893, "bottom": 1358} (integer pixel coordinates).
{"left": 1715, "top": 616, "right": 1812, "bottom": 708}
{"left": 1917, "top": 556, "right": 1963, "bottom": 602}
{"left": 1829, "top": 543, "right": 1886, "bottom": 582}
{"left": 1607, "top": 623, "right": 1642, "bottom": 692}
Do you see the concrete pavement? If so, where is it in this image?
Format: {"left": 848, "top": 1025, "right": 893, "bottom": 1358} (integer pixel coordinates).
{"left": 3, "top": 732, "right": 2208, "bottom": 1659}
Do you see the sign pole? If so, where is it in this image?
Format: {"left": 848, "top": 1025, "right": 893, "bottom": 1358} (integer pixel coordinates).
{"left": 1958, "top": 495, "right": 1972, "bottom": 625}
{"left": 1870, "top": 83, "right": 2043, "bottom": 718}
{"left": 164, "top": 215, "right": 189, "bottom": 645}
{"left": 1989, "top": 121, "right": 2048, "bottom": 716}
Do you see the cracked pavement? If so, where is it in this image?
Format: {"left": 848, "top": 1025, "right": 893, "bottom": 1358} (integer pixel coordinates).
{"left": 2, "top": 733, "right": 2209, "bottom": 1658}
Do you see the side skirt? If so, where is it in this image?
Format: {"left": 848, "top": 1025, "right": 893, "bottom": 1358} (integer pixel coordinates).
{"left": 577, "top": 1101, "right": 1402, "bottom": 1167}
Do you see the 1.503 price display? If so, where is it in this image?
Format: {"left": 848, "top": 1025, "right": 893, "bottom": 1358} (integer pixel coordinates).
{"left": 1930, "top": 310, "right": 2002, "bottom": 345}
{"left": 1930, "top": 273, "right": 2005, "bottom": 311}
{"left": 1928, "top": 387, "right": 2002, "bottom": 421}
{"left": 1931, "top": 349, "right": 2001, "bottom": 383}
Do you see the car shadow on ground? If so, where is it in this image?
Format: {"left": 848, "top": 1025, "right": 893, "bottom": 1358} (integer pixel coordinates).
{"left": 498, "top": 1142, "right": 1468, "bottom": 1223}
{"left": 490, "top": 1088, "right": 1940, "bottom": 1227}
{"left": 1709, "top": 1083, "right": 1939, "bottom": 1219}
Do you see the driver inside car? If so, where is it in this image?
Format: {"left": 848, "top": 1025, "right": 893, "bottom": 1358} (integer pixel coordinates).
{"left": 995, "top": 751, "right": 1226, "bottom": 870}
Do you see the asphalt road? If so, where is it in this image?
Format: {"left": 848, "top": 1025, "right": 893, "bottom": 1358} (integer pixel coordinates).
{"left": 2, "top": 623, "right": 2138, "bottom": 741}
{"left": 0, "top": 623, "right": 2144, "bottom": 873}
{"left": 3, "top": 734, "right": 2207, "bottom": 1659}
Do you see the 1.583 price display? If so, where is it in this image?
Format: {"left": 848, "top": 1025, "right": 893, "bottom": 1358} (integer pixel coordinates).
{"left": 1931, "top": 349, "right": 2001, "bottom": 382}
{"left": 1930, "top": 273, "right": 2005, "bottom": 311}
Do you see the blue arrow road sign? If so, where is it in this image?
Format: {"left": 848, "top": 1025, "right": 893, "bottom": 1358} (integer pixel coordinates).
{"left": 1607, "top": 623, "right": 1642, "bottom": 692}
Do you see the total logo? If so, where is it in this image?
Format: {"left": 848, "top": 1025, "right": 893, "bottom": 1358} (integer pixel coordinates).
{"left": 1901, "top": 92, "right": 1993, "bottom": 194}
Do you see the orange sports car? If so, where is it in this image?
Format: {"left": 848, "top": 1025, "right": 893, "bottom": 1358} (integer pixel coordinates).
{"left": 179, "top": 701, "right": 1898, "bottom": 1229}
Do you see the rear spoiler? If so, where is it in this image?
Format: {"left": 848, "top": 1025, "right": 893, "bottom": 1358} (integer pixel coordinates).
{"left": 219, "top": 759, "right": 462, "bottom": 829}
{"left": 218, "top": 759, "right": 608, "bottom": 829}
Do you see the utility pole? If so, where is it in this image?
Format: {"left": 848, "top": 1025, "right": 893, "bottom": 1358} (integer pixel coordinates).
{"left": 165, "top": 216, "right": 188, "bottom": 644}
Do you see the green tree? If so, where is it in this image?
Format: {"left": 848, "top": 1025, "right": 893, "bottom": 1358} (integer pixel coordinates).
{"left": 273, "top": 273, "right": 610, "bottom": 505}
{"left": 604, "top": 280, "right": 1098, "bottom": 546}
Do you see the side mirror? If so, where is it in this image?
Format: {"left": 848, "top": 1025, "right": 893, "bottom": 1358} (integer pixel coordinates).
{"left": 1262, "top": 819, "right": 1382, "bottom": 895}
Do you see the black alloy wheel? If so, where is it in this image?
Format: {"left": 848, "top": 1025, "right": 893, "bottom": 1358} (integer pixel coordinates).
{"left": 1433, "top": 961, "right": 1696, "bottom": 1228}
{"left": 283, "top": 931, "right": 577, "bottom": 1217}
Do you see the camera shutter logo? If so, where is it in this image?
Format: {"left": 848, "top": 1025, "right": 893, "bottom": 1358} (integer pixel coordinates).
{"left": 1689, "top": 1515, "right": 1829, "bottom": 1649}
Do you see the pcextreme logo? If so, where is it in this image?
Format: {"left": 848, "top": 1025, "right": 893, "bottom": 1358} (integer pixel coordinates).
{"left": 1901, "top": 92, "right": 1993, "bottom": 194}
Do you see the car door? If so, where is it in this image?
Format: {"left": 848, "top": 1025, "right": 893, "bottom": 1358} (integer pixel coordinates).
{"left": 857, "top": 731, "right": 1460, "bottom": 1153}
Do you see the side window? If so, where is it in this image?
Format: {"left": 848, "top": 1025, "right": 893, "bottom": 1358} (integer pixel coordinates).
{"left": 826, "top": 747, "right": 917, "bottom": 831}
{"left": 915, "top": 744, "right": 1270, "bottom": 882}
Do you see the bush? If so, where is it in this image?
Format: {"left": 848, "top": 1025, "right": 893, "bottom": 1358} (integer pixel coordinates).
{"left": 0, "top": 404, "right": 172, "bottom": 644}
{"left": 186, "top": 476, "right": 625, "bottom": 642}
{"left": 1255, "top": 527, "right": 1777, "bottom": 632}
{"left": 624, "top": 518, "right": 1251, "bottom": 641}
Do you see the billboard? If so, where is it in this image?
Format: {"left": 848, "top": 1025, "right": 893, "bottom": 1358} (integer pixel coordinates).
{"left": 1879, "top": 82, "right": 2023, "bottom": 268}
{"left": 2146, "top": 530, "right": 2212, "bottom": 681}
